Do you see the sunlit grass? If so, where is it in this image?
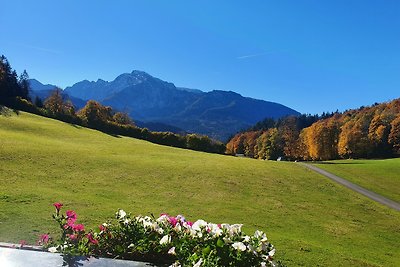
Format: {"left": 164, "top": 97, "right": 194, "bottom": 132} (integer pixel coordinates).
{"left": 314, "top": 159, "right": 400, "bottom": 203}
{"left": 0, "top": 112, "right": 399, "bottom": 266}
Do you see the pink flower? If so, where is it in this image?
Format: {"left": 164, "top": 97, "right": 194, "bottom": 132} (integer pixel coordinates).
{"left": 87, "top": 233, "right": 98, "bottom": 245}
{"left": 73, "top": 224, "right": 85, "bottom": 232}
{"left": 53, "top": 202, "right": 63, "bottom": 213}
{"left": 168, "top": 216, "right": 178, "bottom": 227}
{"left": 67, "top": 234, "right": 77, "bottom": 240}
{"left": 187, "top": 221, "right": 194, "bottom": 227}
{"left": 66, "top": 210, "right": 77, "bottom": 222}
{"left": 99, "top": 225, "right": 106, "bottom": 232}
{"left": 19, "top": 240, "right": 27, "bottom": 247}
{"left": 38, "top": 234, "right": 50, "bottom": 245}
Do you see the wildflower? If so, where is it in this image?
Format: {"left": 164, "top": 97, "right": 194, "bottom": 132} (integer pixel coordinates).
{"left": 232, "top": 242, "right": 247, "bottom": 251}
{"left": 19, "top": 240, "right": 27, "bottom": 247}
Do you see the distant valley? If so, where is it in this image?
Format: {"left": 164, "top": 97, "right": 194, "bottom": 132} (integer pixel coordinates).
{"left": 29, "top": 71, "right": 299, "bottom": 141}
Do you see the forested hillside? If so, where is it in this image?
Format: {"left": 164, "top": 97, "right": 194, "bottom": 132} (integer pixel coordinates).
{"left": 227, "top": 99, "right": 400, "bottom": 160}
{"left": 0, "top": 55, "right": 225, "bottom": 154}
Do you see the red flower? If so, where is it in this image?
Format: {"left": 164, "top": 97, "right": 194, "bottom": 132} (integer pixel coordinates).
{"left": 66, "top": 210, "right": 77, "bottom": 222}
{"left": 99, "top": 224, "right": 106, "bottom": 232}
{"left": 87, "top": 233, "right": 98, "bottom": 245}
{"left": 73, "top": 224, "right": 85, "bottom": 232}
{"left": 53, "top": 202, "right": 63, "bottom": 214}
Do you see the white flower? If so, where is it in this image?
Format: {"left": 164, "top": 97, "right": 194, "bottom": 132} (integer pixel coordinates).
{"left": 117, "top": 209, "right": 127, "bottom": 219}
{"left": 160, "top": 235, "right": 171, "bottom": 245}
{"left": 261, "top": 262, "right": 267, "bottom": 267}
{"left": 269, "top": 248, "right": 276, "bottom": 257}
{"left": 128, "top": 243, "right": 135, "bottom": 249}
{"left": 228, "top": 224, "right": 242, "bottom": 236}
{"left": 142, "top": 220, "right": 153, "bottom": 228}
{"left": 169, "top": 262, "right": 181, "bottom": 267}
{"left": 193, "top": 258, "right": 203, "bottom": 267}
{"left": 192, "top": 219, "right": 207, "bottom": 231}
{"left": 174, "top": 223, "right": 182, "bottom": 232}
{"left": 157, "top": 214, "right": 169, "bottom": 223}
{"left": 254, "top": 230, "right": 264, "bottom": 238}
{"left": 213, "top": 228, "right": 223, "bottom": 237}
{"left": 168, "top": 246, "right": 176, "bottom": 255}
{"left": 176, "top": 214, "right": 186, "bottom": 222}
{"left": 48, "top": 247, "right": 57, "bottom": 253}
{"left": 208, "top": 223, "right": 222, "bottom": 237}
{"left": 232, "top": 242, "right": 246, "bottom": 251}
{"left": 243, "top": 235, "right": 251, "bottom": 242}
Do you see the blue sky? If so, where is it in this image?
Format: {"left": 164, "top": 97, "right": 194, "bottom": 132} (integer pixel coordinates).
{"left": 1, "top": 0, "right": 399, "bottom": 114}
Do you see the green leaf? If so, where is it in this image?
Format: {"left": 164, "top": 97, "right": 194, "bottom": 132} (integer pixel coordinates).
{"left": 216, "top": 239, "right": 224, "bottom": 248}
{"left": 202, "top": 245, "right": 211, "bottom": 255}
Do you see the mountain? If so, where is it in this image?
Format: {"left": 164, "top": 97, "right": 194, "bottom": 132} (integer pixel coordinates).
{"left": 28, "top": 79, "right": 87, "bottom": 109}
{"left": 29, "top": 79, "right": 58, "bottom": 92}
{"left": 62, "top": 71, "right": 299, "bottom": 141}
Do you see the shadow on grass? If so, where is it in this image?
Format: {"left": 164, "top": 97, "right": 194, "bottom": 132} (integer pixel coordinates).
{"left": 310, "top": 161, "right": 365, "bottom": 165}
{"left": 69, "top": 124, "right": 83, "bottom": 129}
{"left": 67, "top": 122, "right": 122, "bottom": 138}
{"left": 0, "top": 106, "right": 19, "bottom": 117}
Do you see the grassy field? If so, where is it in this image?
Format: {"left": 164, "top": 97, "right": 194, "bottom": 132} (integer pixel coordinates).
{"left": 314, "top": 159, "right": 400, "bottom": 203}
{"left": 1, "top": 111, "right": 400, "bottom": 266}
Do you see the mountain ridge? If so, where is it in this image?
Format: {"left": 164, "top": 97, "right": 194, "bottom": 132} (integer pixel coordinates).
{"left": 31, "top": 71, "right": 300, "bottom": 141}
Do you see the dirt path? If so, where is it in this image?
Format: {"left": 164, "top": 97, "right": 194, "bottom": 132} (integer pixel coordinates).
{"left": 299, "top": 163, "right": 400, "bottom": 212}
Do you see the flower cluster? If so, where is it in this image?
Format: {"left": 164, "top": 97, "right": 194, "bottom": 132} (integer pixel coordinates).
{"left": 43, "top": 203, "right": 279, "bottom": 267}
{"left": 46, "top": 204, "right": 99, "bottom": 256}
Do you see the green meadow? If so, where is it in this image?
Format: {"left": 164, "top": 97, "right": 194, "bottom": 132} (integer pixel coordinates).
{"left": 314, "top": 159, "right": 400, "bottom": 203}
{"left": 1, "top": 111, "right": 399, "bottom": 266}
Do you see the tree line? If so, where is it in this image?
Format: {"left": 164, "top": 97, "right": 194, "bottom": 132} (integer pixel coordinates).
{"left": 0, "top": 55, "right": 225, "bottom": 154}
{"left": 227, "top": 100, "right": 400, "bottom": 160}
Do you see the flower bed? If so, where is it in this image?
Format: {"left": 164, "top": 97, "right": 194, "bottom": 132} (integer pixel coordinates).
{"left": 41, "top": 203, "right": 279, "bottom": 267}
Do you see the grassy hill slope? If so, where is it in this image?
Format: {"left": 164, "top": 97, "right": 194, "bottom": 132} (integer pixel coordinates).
{"left": 314, "top": 159, "right": 400, "bottom": 203}
{"left": 0, "top": 111, "right": 399, "bottom": 266}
